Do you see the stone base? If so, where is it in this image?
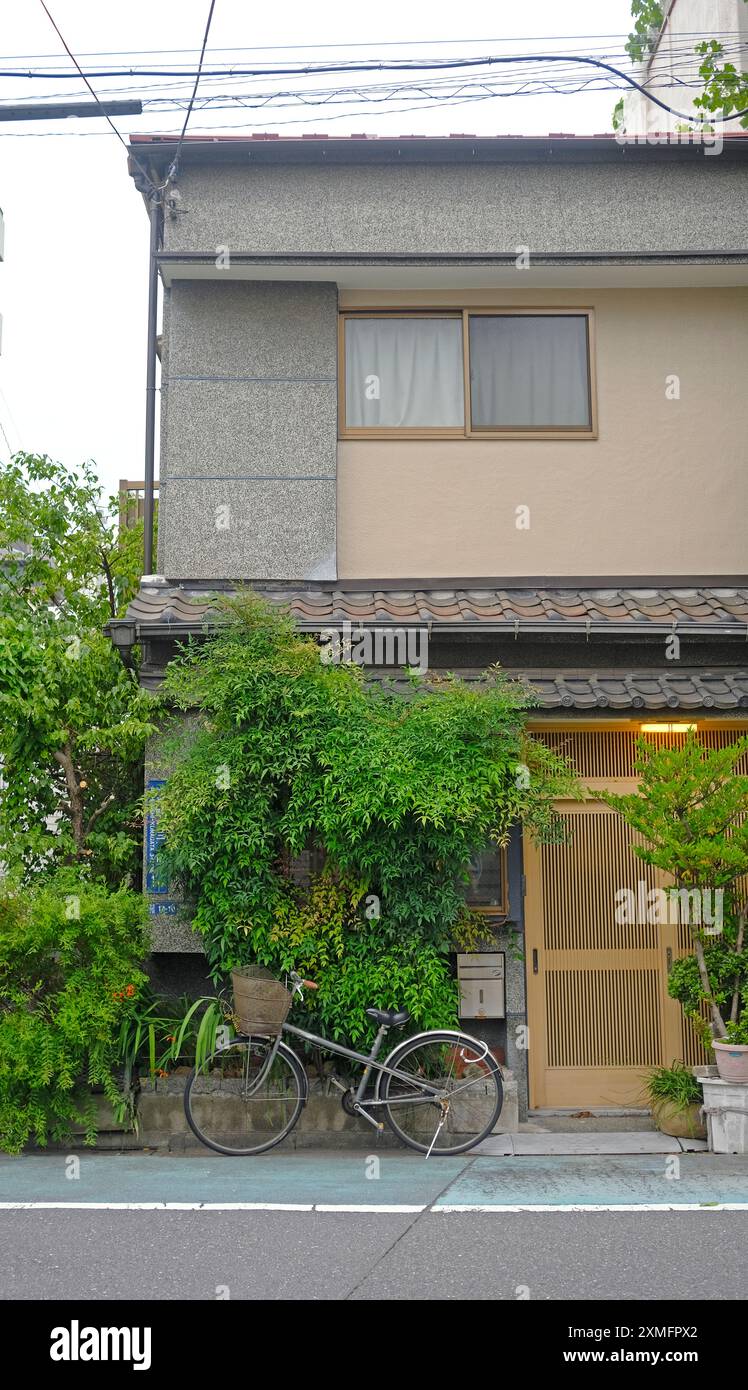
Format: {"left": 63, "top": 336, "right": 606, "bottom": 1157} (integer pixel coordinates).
{"left": 700, "top": 1077, "right": 748, "bottom": 1154}
{"left": 57, "top": 1068, "right": 519, "bottom": 1152}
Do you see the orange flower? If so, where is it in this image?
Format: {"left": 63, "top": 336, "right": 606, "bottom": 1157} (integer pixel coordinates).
{"left": 125, "top": 984, "right": 135, "bottom": 998}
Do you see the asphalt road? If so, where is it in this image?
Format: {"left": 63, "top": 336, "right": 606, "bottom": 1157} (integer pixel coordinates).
{"left": 1, "top": 1151, "right": 746, "bottom": 1301}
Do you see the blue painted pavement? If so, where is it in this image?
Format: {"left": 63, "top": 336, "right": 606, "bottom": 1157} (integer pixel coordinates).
{"left": 0, "top": 1151, "right": 747, "bottom": 1208}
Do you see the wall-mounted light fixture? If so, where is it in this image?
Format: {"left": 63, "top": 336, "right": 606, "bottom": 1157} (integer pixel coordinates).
{"left": 640, "top": 722, "right": 697, "bottom": 734}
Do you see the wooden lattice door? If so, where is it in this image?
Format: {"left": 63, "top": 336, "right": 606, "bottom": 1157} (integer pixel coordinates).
{"left": 522, "top": 723, "right": 743, "bottom": 1110}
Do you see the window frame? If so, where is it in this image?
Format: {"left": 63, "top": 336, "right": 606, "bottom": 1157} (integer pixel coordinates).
{"left": 464, "top": 845, "right": 510, "bottom": 919}
{"left": 338, "top": 307, "right": 598, "bottom": 441}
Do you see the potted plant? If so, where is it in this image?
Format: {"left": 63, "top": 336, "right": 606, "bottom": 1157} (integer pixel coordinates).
{"left": 646, "top": 1062, "right": 706, "bottom": 1140}
{"left": 713, "top": 1007, "right": 748, "bottom": 1084}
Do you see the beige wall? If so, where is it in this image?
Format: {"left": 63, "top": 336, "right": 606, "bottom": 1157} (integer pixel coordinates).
{"left": 336, "top": 287, "right": 748, "bottom": 580}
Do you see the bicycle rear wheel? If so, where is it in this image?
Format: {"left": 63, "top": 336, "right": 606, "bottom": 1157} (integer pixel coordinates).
{"left": 184, "top": 1036, "right": 306, "bottom": 1156}
{"left": 378, "top": 1031, "right": 503, "bottom": 1156}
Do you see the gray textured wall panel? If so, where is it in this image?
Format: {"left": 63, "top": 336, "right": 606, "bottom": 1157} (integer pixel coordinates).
{"left": 160, "top": 477, "right": 337, "bottom": 580}
{"left": 160, "top": 280, "right": 338, "bottom": 578}
{"left": 164, "top": 379, "right": 337, "bottom": 480}
{"left": 167, "top": 280, "right": 338, "bottom": 374}
{"left": 164, "top": 162, "right": 748, "bottom": 254}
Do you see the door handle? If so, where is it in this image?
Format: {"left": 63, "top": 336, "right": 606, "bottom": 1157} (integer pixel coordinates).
{"left": 666, "top": 947, "right": 673, "bottom": 973}
{"left": 532, "top": 949, "right": 539, "bottom": 975}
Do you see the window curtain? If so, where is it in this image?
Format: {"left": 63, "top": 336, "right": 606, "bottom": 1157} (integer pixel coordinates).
{"left": 469, "top": 315, "right": 590, "bottom": 429}
{"left": 345, "top": 316, "right": 464, "bottom": 428}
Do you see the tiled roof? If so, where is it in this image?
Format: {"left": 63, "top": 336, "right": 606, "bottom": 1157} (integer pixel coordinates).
{"left": 434, "top": 670, "right": 748, "bottom": 712}
{"left": 125, "top": 584, "right": 748, "bottom": 630}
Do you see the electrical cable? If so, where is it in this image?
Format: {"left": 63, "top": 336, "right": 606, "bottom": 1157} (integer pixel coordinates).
{"left": 0, "top": 29, "right": 745, "bottom": 62}
{"left": 6, "top": 38, "right": 743, "bottom": 108}
{"left": 36, "top": 0, "right": 156, "bottom": 190}
{"left": 165, "top": 0, "right": 216, "bottom": 183}
{"left": 6, "top": 47, "right": 748, "bottom": 124}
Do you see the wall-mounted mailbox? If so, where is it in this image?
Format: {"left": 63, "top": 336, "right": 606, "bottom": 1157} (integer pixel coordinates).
{"left": 457, "top": 952, "right": 505, "bottom": 1019}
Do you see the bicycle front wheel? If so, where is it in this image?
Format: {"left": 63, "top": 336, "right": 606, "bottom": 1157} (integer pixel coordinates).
{"left": 184, "top": 1036, "right": 306, "bottom": 1156}
{"left": 378, "top": 1031, "right": 503, "bottom": 1156}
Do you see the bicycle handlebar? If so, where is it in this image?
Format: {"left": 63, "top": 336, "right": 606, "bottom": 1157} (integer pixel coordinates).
{"left": 289, "top": 970, "right": 319, "bottom": 993}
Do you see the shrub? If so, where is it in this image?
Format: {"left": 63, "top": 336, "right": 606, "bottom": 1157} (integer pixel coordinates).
{"left": 0, "top": 873, "right": 149, "bottom": 1153}
{"left": 156, "top": 591, "right": 578, "bottom": 1027}
{"left": 646, "top": 1061, "right": 702, "bottom": 1113}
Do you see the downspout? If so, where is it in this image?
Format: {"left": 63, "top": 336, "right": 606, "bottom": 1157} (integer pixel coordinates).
{"left": 143, "top": 190, "right": 161, "bottom": 577}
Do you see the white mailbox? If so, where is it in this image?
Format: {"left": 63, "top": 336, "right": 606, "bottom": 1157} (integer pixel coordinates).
{"left": 457, "top": 952, "right": 505, "bottom": 1019}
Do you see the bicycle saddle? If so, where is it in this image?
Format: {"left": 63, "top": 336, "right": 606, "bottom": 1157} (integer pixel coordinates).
{"left": 365, "top": 1007, "right": 412, "bottom": 1027}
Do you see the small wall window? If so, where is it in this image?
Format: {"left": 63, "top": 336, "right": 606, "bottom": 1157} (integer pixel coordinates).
{"left": 464, "top": 847, "right": 508, "bottom": 916}
{"left": 339, "top": 308, "right": 596, "bottom": 439}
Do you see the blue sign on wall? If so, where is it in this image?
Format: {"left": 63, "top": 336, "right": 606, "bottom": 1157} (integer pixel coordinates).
{"left": 145, "top": 778, "right": 178, "bottom": 915}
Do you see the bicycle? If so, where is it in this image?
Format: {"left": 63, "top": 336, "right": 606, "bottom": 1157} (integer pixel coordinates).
{"left": 184, "top": 971, "right": 503, "bottom": 1158}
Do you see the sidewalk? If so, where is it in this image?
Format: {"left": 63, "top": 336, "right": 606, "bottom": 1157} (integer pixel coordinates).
{"left": 474, "top": 1130, "right": 708, "bottom": 1156}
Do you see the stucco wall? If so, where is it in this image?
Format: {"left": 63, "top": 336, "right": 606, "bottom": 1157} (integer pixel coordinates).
{"left": 336, "top": 286, "right": 748, "bottom": 580}
{"left": 163, "top": 158, "right": 748, "bottom": 256}
{"left": 158, "top": 280, "right": 338, "bottom": 580}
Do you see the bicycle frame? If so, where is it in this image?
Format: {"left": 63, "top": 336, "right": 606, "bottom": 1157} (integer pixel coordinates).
{"left": 235, "top": 1019, "right": 492, "bottom": 1123}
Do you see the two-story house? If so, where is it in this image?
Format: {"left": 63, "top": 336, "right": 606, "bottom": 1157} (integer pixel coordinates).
{"left": 111, "top": 131, "right": 748, "bottom": 1119}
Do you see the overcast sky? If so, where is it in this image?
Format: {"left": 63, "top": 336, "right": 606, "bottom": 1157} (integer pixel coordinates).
{"left": 0, "top": 1, "right": 649, "bottom": 497}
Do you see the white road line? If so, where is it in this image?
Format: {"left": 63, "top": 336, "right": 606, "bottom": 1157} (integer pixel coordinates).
{"left": 315, "top": 1204, "right": 425, "bottom": 1213}
{"left": 0, "top": 1200, "right": 746, "bottom": 1213}
{"left": 0, "top": 1201, "right": 314, "bottom": 1211}
{"left": 434, "top": 1202, "right": 748, "bottom": 1212}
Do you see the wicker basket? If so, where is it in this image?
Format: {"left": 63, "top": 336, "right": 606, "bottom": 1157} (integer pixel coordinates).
{"left": 231, "top": 966, "right": 291, "bottom": 1036}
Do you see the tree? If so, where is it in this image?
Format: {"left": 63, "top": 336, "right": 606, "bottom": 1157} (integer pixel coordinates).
{"left": 156, "top": 592, "right": 578, "bottom": 1040}
{"left": 605, "top": 734, "right": 748, "bottom": 1042}
{"left": 0, "top": 454, "right": 157, "bottom": 885}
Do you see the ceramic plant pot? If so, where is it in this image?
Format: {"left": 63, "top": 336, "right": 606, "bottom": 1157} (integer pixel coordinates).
{"left": 651, "top": 1098, "right": 706, "bottom": 1141}
{"left": 713, "top": 1041, "right": 748, "bottom": 1084}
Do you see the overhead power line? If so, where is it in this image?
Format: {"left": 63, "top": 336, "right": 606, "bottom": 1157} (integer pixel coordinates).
{"left": 6, "top": 48, "right": 748, "bottom": 123}
{"left": 36, "top": 0, "right": 156, "bottom": 190}
{"left": 166, "top": 0, "right": 216, "bottom": 183}
{"left": 0, "top": 30, "right": 745, "bottom": 63}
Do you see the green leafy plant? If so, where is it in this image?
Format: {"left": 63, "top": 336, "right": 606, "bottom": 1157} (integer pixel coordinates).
{"left": 116, "top": 991, "right": 225, "bottom": 1083}
{"left": 695, "top": 31, "right": 748, "bottom": 129}
{"left": 155, "top": 592, "right": 578, "bottom": 1037}
{"left": 724, "top": 987, "right": 748, "bottom": 1047}
{"left": 0, "top": 453, "right": 158, "bottom": 886}
{"left": 0, "top": 873, "right": 150, "bottom": 1153}
{"left": 605, "top": 734, "right": 748, "bottom": 1045}
{"left": 646, "top": 1061, "right": 702, "bottom": 1112}
{"left": 625, "top": 2, "right": 665, "bottom": 64}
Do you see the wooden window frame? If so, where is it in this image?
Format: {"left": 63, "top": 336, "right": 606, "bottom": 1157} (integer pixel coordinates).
{"left": 464, "top": 845, "right": 510, "bottom": 919}
{"left": 339, "top": 307, "right": 598, "bottom": 441}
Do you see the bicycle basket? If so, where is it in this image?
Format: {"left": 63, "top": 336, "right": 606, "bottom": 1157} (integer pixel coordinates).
{"left": 231, "top": 965, "right": 291, "bottom": 1036}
